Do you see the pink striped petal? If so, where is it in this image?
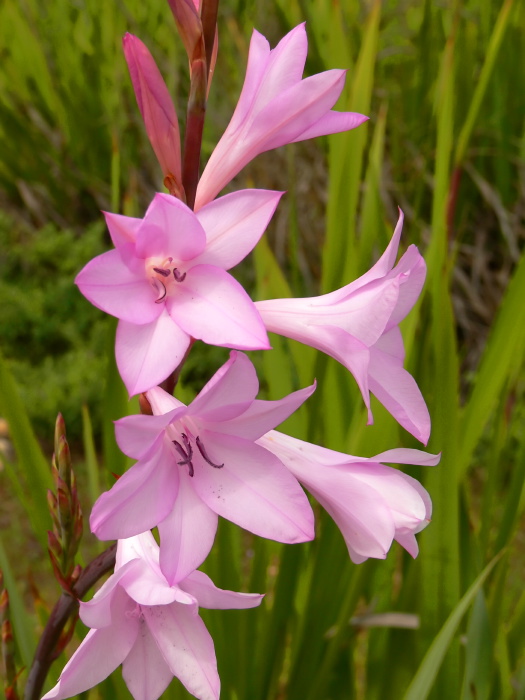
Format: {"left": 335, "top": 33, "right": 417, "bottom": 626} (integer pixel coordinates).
{"left": 368, "top": 345, "right": 431, "bottom": 444}
{"left": 158, "top": 474, "right": 218, "bottom": 585}
{"left": 137, "top": 193, "right": 206, "bottom": 261}
{"left": 122, "top": 626, "right": 175, "bottom": 700}
{"left": 75, "top": 249, "right": 160, "bottom": 324}
{"left": 211, "top": 382, "right": 316, "bottom": 440}
{"left": 90, "top": 441, "right": 178, "bottom": 540}
{"left": 292, "top": 110, "right": 369, "bottom": 142}
{"left": 116, "top": 312, "right": 191, "bottom": 396}
{"left": 181, "top": 570, "right": 264, "bottom": 610}
{"left": 42, "top": 589, "right": 138, "bottom": 700}
{"left": 115, "top": 409, "right": 184, "bottom": 460}
{"left": 167, "top": 265, "right": 270, "bottom": 350}
{"left": 192, "top": 431, "right": 314, "bottom": 543}
{"left": 143, "top": 604, "right": 220, "bottom": 700}
{"left": 194, "top": 190, "right": 283, "bottom": 269}
{"left": 188, "top": 351, "right": 259, "bottom": 422}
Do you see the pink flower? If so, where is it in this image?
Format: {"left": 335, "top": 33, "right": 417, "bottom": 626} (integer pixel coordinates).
{"left": 123, "top": 34, "right": 182, "bottom": 190}
{"left": 259, "top": 431, "right": 439, "bottom": 564}
{"left": 76, "top": 190, "right": 281, "bottom": 395}
{"left": 195, "top": 23, "right": 368, "bottom": 210}
{"left": 255, "top": 210, "right": 431, "bottom": 443}
{"left": 42, "top": 533, "right": 263, "bottom": 700}
{"left": 90, "top": 352, "right": 316, "bottom": 584}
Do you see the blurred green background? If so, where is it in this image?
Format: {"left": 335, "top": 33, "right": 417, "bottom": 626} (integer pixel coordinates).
{"left": 1, "top": 0, "right": 524, "bottom": 698}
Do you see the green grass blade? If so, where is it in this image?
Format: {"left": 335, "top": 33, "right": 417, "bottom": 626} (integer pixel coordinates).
{"left": 403, "top": 553, "right": 502, "bottom": 700}
{"left": 458, "top": 248, "right": 525, "bottom": 476}
{"left": 454, "top": 0, "right": 515, "bottom": 166}
{"left": 0, "top": 534, "right": 35, "bottom": 667}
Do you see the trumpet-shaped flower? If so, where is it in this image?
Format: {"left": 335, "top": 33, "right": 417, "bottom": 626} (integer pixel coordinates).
{"left": 123, "top": 34, "right": 182, "bottom": 191}
{"left": 90, "top": 352, "right": 316, "bottom": 583}
{"left": 76, "top": 190, "right": 282, "bottom": 395}
{"left": 195, "top": 23, "right": 368, "bottom": 209}
{"left": 42, "top": 533, "right": 263, "bottom": 700}
{"left": 259, "top": 431, "right": 439, "bottom": 564}
{"left": 255, "top": 210, "right": 431, "bottom": 443}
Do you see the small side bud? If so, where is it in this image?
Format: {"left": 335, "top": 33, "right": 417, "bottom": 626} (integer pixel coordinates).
{"left": 47, "top": 415, "right": 83, "bottom": 591}
{"left": 123, "top": 34, "right": 183, "bottom": 193}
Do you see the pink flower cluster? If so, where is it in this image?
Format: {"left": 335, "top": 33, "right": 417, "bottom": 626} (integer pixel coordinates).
{"left": 45, "top": 16, "right": 438, "bottom": 700}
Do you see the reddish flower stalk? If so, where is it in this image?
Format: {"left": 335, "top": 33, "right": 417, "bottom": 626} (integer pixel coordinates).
{"left": 182, "top": 57, "right": 207, "bottom": 210}
{"left": 23, "top": 545, "right": 117, "bottom": 700}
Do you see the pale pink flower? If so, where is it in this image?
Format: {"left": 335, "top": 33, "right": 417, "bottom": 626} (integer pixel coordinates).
{"left": 76, "top": 190, "right": 281, "bottom": 395}
{"left": 255, "top": 210, "right": 431, "bottom": 443}
{"left": 42, "top": 533, "right": 263, "bottom": 700}
{"left": 90, "top": 352, "right": 316, "bottom": 584}
{"left": 195, "top": 23, "right": 368, "bottom": 210}
{"left": 123, "top": 34, "right": 182, "bottom": 187}
{"left": 259, "top": 431, "right": 439, "bottom": 564}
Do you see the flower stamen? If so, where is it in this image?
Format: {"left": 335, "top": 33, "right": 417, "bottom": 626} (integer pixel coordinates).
{"left": 173, "top": 433, "right": 194, "bottom": 477}
{"left": 196, "top": 436, "right": 224, "bottom": 469}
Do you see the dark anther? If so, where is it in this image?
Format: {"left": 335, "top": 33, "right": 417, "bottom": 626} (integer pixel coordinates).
{"left": 196, "top": 436, "right": 224, "bottom": 469}
{"left": 173, "top": 269, "right": 187, "bottom": 283}
{"left": 153, "top": 267, "right": 171, "bottom": 277}
{"left": 172, "top": 433, "right": 194, "bottom": 477}
{"left": 154, "top": 280, "right": 167, "bottom": 303}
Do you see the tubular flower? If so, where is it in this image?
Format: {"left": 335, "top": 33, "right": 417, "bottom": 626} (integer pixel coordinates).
{"left": 259, "top": 431, "right": 439, "bottom": 564}
{"left": 195, "top": 23, "right": 368, "bottom": 209}
{"left": 42, "top": 533, "right": 263, "bottom": 700}
{"left": 76, "top": 190, "right": 282, "bottom": 395}
{"left": 255, "top": 210, "right": 431, "bottom": 444}
{"left": 90, "top": 352, "right": 316, "bottom": 584}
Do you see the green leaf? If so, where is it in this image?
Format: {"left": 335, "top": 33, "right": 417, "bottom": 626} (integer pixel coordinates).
{"left": 403, "top": 553, "right": 502, "bottom": 700}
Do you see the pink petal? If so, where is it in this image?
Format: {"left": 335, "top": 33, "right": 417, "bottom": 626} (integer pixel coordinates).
{"left": 253, "top": 70, "right": 347, "bottom": 151}
{"left": 188, "top": 351, "right": 259, "bottom": 422}
{"left": 158, "top": 474, "right": 219, "bottom": 585}
{"left": 255, "top": 274, "right": 399, "bottom": 347}
{"left": 211, "top": 382, "right": 316, "bottom": 440}
{"left": 167, "top": 265, "right": 270, "bottom": 350}
{"left": 147, "top": 385, "right": 186, "bottom": 416}
{"left": 221, "top": 29, "right": 270, "bottom": 136}
{"left": 314, "top": 474, "right": 397, "bottom": 561}
{"left": 248, "top": 23, "right": 308, "bottom": 114}
{"left": 386, "top": 246, "right": 427, "bottom": 328}
{"left": 116, "top": 312, "right": 191, "bottom": 396}
{"left": 357, "top": 209, "right": 405, "bottom": 285}
{"left": 292, "top": 110, "right": 369, "bottom": 142}
{"left": 80, "top": 560, "right": 141, "bottom": 629}
{"left": 122, "top": 623, "right": 175, "bottom": 700}
{"left": 90, "top": 441, "right": 178, "bottom": 540}
{"left": 194, "top": 190, "right": 283, "bottom": 269}
{"left": 192, "top": 431, "right": 314, "bottom": 543}
{"left": 181, "top": 570, "right": 264, "bottom": 610}
{"left": 144, "top": 604, "right": 220, "bottom": 700}
{"left": 104, "top": 211, "right": 142, "bottom": 249}
{"left": 115, "top": 408, "right": 184, "bottom": 459}
{"left": 123, "top": 34, "right": 181, "bottom": 182}
{"left": 116, "top": 530, "right": 161, "bottom": 569}
{"left": 42, "top": 589, "right": 138, "bottom": 700}
{"left": 368, "top": 345, "right": 431, "bottom": 444}
{"left": 372, "top": 448, "right": 441, "bottom": 467}
{"left": 136, "top": 193, "right": 206, "bottom": 261}
{"left": 75, "top": 249, "right": 160, "bottom": 324}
